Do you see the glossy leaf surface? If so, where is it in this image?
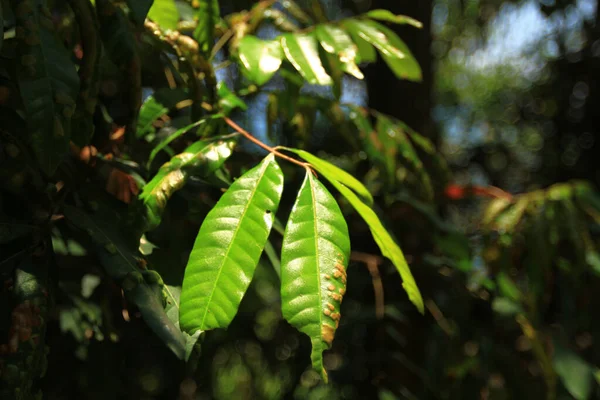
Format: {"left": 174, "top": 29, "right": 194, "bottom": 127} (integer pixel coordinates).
{"left": 343, "top": 19, "right": 405, "bottom": 59}
{"left": 237, "top": 35, "right": 283, "bottom": 86}
{"left": 280, "top": 171, "right": 350, "bottom": 382}
{"left": 11, "top": 0, "right": 80, "bottom": 174}
{"left": 63, "top": 205, "right": 187, "bottom": 359}
{"left": 140, "top": 139, "right": 236, "bottom": 230}
{"left": 281, "top": 33, "right": 332, "bottom": 86}
{"left": 179, "top": 154, "right": 284, "bottom": 333}
{"left": 366, "top": 10, "right": 423, "bottom": 28}
{"left": 194, "top": 0, "right": 220, "bottom": 55}
{"left": 284, "top": 148, "right": 373, "bottom": 206}
{"left": 329, "top": 181, "right": 424, "bottom": 313}
{"left": 137, "top": 88, "right": 188, "bottom": 138}
{"left": 217, "top": 82, "right": 247, "bottom": 114}
{"left": 147, "top": 0, "right": 179, "bottom": 30}
{"left": 315, "top": 25, "right": 363, "bottom": 79}
{"left": 365, "top": 21, "right": 422, "bottom": 82}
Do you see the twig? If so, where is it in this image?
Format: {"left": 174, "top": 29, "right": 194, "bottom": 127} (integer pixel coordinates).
{"left": 350, "top": 251, "right": 385, "bottom": 320}
{"left": 425, "top": 299, "right": 454, "bottom": 336}
{"left": 223, "top": 117, "right": 312, "bottom": 170}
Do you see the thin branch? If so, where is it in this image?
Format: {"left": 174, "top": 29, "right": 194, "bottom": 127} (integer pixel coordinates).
{"left": 223, "top": 117, "right": 311, "bottom": 170}
{"left": 350, "top": 251, "right": 385, "bottom": 320}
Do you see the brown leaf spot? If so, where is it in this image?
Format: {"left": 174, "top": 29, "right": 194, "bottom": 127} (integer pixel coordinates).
{"left": 323, "top": 309, "right": 331, "bottom": 316}
{"left": 321, "top": 324, "right": 335, "bottom": 346}
{"left": 327, "top": 284, "right": 335, "bottom": 291}
{"left": 327, "top": 303, "right": 335, "bottom": 311}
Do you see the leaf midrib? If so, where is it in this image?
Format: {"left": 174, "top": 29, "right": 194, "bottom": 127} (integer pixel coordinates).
{"left": 198, "top": 157, "right": 271, "bottom": 329}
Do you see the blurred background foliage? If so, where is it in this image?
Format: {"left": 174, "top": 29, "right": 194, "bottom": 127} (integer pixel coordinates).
{"left": 3, "top": 0, "right": 600, "bottom": 398}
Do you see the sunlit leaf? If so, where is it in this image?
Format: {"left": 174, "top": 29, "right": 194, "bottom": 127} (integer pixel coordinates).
{"left": 140, "top": 139, "right": 236, "bottom": 230}
{"left": 179, "top": 154, "right": 284, "bottom": 334}
{"left": 315, "top": 25, "right": 363, "bottom": 79}
{"left": 194, "top": 0, "right": 220, "bottom": 56}
{"left": 347, "top": 26, "right": 377, "bottom": 64}
{"left": 126, "top": 0, "right": 154, "bottom": 25}
{"left": 11, "top": 0, "right": 80, "bottom": 174}
{"left": 366, "top": 10, "right": 423, "bottom": 28}
{"left": 147, "top": 0, "right": 179, "bottom": 30}
{"left": 217, "top": 81, "right": 247, "bottom": 114}
{"left": 281, "top": 33, "right": 332, "bottom": 86}
{"left": 328, "top": 181, "right": 424, "bottom": 313}
{"left": 148, "top": 116, "right": 217, "bottom": 166}
{"left": 280, "top": 171, "right": 350, "bottom": 382}
{"left": 344, "top": 20, "right": 421, "bottom": 82}
{"left": 237, "top": 35, "right": 283, "bottom": 86}
{"left": 283, "top": 147, "right": 374, "bottom": 206}
{"left": 63, "top": 204, "right": 187, "bottom": 359}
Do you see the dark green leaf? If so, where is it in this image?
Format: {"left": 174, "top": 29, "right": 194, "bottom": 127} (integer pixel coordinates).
{"left": 163, "top": 284, "right": 202, "bottom": 360}
{"left": 11, "top": 0, "right": 80, "bottom": 174}
{"left": 365, "top": 10, "right": 423, "bottom": 28}
{"left": 194, "top": 0, "right": 219, "bottom": 56}
{"left": 237, "top": 35, "right": 283, "bottom": 86}
{"left": 140, "top": 139, "right": 236, "bottom": 230}
{"left": 63, "top": 205, "right": 187, "bottom": 360}
{"left": 127, "top": 0, "right": 154, "bottom": 25}
{"left": 179, "top": 154, "right": 284, "bottom": 333}
{"left": 328, "top": 181, "right": 424, "bottom": 313}
{"left": 280, "top": 33, "right": 332, "bottom": 86}
{"left": 280, "top": 171, "right": 350, "bottom": 382}
{"left": 147, "top": 0, "right": 179, "bottom": 30}
{"left": 217, "top": 81, "right": 247, "bottom": 114}
{"left": 137, "top": 88, "right": 188, "bottom": 138}
{"left": 553, "top": 342, "right": 594, "bottom": 400}
{"left": 315, "top": 24, "right": 363, "bottom": 79}
{"left": 377, "top": 114, "right": 432, "bottom": 199}
{"left": 283, "top": 148, "right": 374, "bottom": 206}
{"left": 97, "top": 0, "right": 137, "bottom": 64}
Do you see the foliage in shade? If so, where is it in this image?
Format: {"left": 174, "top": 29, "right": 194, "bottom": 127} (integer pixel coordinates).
{"left": 194, "top": 0, "right": 220, "bottom": 56}
{"left": 280, "top": 171, "right": 350, "bottom": 382}
{"left": 179, "top": 154, "right": 284, "bottom": 333}
{"left": 10, "top": 0, "right": 80, "bottom": 175}
{"left": 126, "top": 0, "right": 154, "bottom": 25}
{"left": 62, "top": 204, "right": 188, "bottom": 360}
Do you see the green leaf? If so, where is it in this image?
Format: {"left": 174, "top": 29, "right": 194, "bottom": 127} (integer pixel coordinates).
{"left": 140, "top": 139, "right": 236, "bottom": 230}
{"left": 194, "top": 0, "right": 219, "bottom": 56}
{"left": 63, "top": 204, "right": 187, "bottom": 360}
{"left": 148, "top": 116, "right": 216, "bottom": 166}
{"left": 315, "top": 24, "right": 363, "bottom": 80}
{"left": 283, "top": 148, "right": 373, "bottom": 206}
{"left": 179, "top": 154, "right": 284, "bottom": 333}
{"left": 280, "top": 171, "right": 350, "bottom": 382}
{"left": 553, "top": 342, "right": 594, "bottom": 400}
{"left": 137, "top": 88, "right": 188, "bottom": 138}
{"left": 347, "top": 26, "right": 377, "bottom": 64}
{"left": 329, "top": 181, "right": 423, "bottom": 313}
{"left": 126, "top": 0, "right": 154, "bottom": 25}
{"left": 281, "top": 33, "right": 332, "bottom": 86}
{"left": 344, "top": 20, "right": 421, "bottom": 81}
{"left": 377, "top": 114, "right": 432, "bottom": 199}
{"left": 217, "top": 81, "right": 247, "bottom": 114}
{"left": 97, "top": 0, "right": 137, "bottom": 64}
{"left": 163, "top": 284, "right": 202, "bottom": 360}
{"left": 11, "top": 0, "right": 80, "bottom": 175}
{"left": 365, "top": 21, "right": 422, "bottom": 82}
{"left": 365, "top": 10, "right": 423, "bottom": 28}
{"left": 237, "top": 35, "right": 283, "bottom": 86}
{"left": 147, "top": 0, "right": 179, "bottom": 30}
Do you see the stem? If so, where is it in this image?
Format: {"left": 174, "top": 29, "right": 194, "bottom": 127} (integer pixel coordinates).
{"left": 223, "top": 117, "right": 310, "bottom": 170}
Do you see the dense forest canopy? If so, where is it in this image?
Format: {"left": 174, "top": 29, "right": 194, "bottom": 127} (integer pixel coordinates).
{"left": 1, "top": 0, "right": 600, "bottom": 399}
